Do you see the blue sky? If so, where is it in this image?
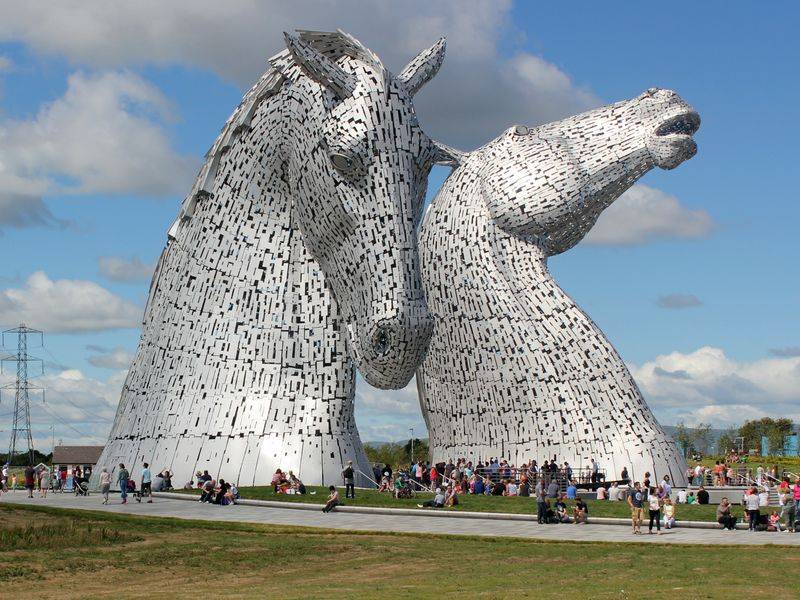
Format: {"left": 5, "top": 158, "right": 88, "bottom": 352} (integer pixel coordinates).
{"left": 0, "top": 1, "right": 797, "bottom": 448}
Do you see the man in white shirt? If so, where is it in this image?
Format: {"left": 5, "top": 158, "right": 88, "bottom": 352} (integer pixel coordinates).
{"left": 677, "top": 488, "right": 688, "bottom": 504}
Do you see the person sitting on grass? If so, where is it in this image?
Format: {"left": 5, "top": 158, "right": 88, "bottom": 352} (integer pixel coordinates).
{"left": 768, "top": 510, "right": 783, "bottom": 532}
{"left": 596, "top": 485, "right": 607, "bottom": 501}
{"left": 491, "top": 479, "right": 505, "bottom": 496}
{"left": 483, "top": 476, "right": 493, "bottom": 495}
{"left": 686, "top": 491, "right": 696, "bottom": 505}
{"left": 697, "top": 486, "right": 710, "bottom": 505}
{"left": 214, "top": 479, "right": 231, "bottom": 504}
{"left": 518, "top": 479, "right": 530, "bottom": 497}
{"left": 418, "top": 488, "right": 445, "bottom": 509}
{"left": 322, "top": 485, "right": 340, "bottom": 513}
{"left": 573, "top": 498, "right": 588, "bottom": 524}
{"left": 289, "top": 473, "right": 306, "bottom": 495}
{"left": 663, "top": 497, "right": 676, "bottom": 529}
{"left": 271, "top": 469, "right": 288, "bottom": 493}
{"left": 555, "top": 495, "right": 570, "bottom": 523}
{"left": 377, "top": 474, "right": 391, "bottom": 493}
{"left": 444, "top": 485, "right": 459, "bottom": 508}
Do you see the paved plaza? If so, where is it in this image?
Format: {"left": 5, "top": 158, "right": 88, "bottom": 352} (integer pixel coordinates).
{"left": 4, "top": 493, "right": 799, "bottom": 547}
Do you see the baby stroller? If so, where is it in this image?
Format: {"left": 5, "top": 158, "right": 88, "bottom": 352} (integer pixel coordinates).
{"left": 73, "top": 477, "right": 90, "bottom": 497}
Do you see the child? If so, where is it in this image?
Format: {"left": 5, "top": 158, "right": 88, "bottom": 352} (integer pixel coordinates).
{"left": 663, "top": 497, "right": 676, "bottom": 529}
{"left": 768, "top": 510, "right": 782, "bottom": 532}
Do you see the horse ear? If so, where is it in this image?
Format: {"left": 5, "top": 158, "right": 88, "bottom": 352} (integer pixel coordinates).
{"left": 397, "top": 38, "right": 446, "bottom": 96}
{"left": 432, "top": 140, "right": 466, "bottom": 167}
{"left": 283, "top": 32, "right": 356, "bottom": 99}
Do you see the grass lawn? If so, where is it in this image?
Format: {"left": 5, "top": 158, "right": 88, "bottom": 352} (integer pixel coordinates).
{"left": 1, "top": 503, "right": 797, "bottom": 599}
{"left": 174, "top": 485, "right": 729, "bottom": 522}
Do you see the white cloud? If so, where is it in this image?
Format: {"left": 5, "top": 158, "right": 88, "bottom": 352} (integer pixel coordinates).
{"left": 0, "top": 1, "right": 599, "bottom": 149}
{"left": 629, "top": 346, "right": 800, "bottom": 427}
{"left": 656, "top": 293, "right": 703, "bottom": 309}
{"left": 86, "top": 345, "right": 135, "bottom": 369}
{"left": 355, "top": 375, "right": 426, "bottom": 442}
{"left": 0, "top": 71, "right": 195, "bottom": 201}
{"left": 585, "top": 184, "right": 715, "bottom": 246}
{"left": 0, "top": 368, "right": 122, "bottom": 448}
{"left": 98, "top": 256, "right": 154, "bottom": 283}
{"left": 0, "top": 192, "right": 66, "bottom": 231}
{"left": 0, "top": 271, "right": 142, "bottom": 333}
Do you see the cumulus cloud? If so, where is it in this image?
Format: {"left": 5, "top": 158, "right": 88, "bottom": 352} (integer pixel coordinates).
{"left": 0, "top": 1, "right": 600, "bottom": 149}
{"left": 585, "top": 184, "right": 715, "bottom": 246}
{"left": 656, "top": 293, "right": 703, "bottom": 309}
{"left": 0, "top": 271, "right": 142, "bottom": 333}
{"left": 0, "top": 367, "right": 122, "bottom": 447}
{"left": 98, "top": 256, "right": 154, "bottom": 283}
{"left": 629, "top": 346, "right": 800, "bottom": 427}
{"left": 0, "top": 192, "right": 67, "bottom": 231}
{"left": 0, "top": 71, "right": 195, "bottom": 202}
{"left": 355, "top": 375, "right": 426, "bottom": 442}
{"left": 86, "top": 345, "right": 135, "bottom": 369}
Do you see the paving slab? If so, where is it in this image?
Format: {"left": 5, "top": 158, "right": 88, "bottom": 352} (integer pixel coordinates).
{"left": 3, "top": 493, "right": 798, "bottom": 547}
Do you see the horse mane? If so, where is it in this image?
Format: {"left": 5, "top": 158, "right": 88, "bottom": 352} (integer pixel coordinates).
{"left": 167, "top": 30, "right": 384, "bottom": 239}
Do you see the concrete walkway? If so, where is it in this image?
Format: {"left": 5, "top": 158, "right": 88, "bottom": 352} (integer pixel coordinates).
{"left": 3, "top": 493, "right": 799, "bottom": 546}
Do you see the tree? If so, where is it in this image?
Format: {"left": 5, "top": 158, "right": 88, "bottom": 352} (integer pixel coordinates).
{"left": 692, "top": 423, "right": 713, "bottom": 456}
{"left": 717, "top": 427, "right": 738, "bottom": 455}
{"left": 738, "top": 418, "right": 795, "bottom": 456}
{"left": 673, "top": 422, "right": 693, "bottom": 458}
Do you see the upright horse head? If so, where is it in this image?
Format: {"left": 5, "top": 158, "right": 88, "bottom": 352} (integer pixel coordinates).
{"left": 256, "top": 30, "right": 446, "bottom": 389}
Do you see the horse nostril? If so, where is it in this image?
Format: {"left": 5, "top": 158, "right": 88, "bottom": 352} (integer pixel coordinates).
{"left": 372, "top": 327, "right": 391, "bottom": 356}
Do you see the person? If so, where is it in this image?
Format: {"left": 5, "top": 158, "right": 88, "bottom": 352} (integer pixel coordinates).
{"left": 117, "top": 463, "right": 130, "bottom": 504}
{"left": 627, "top": 482, "right": 644, "bottom": 534}
{"left": 342, "top": 460, "right": 355, "bottom": 499}
{"left": 428, "top": 464, "right": 438, "bottom": 489}
{"left": 647, "top": 487, "right": 662, "bottom": 534}
{"left": 768, "top": 510, "right": 782, "bottom": 532}
{"left": 717, "top": 497, "right": 736, "bottom": 530}
{"left": 555, "top": 495, "right": 570, "bottom": 523}
{"left": 608, "top": 482, "right": 621, "bottom": 501}
{"left": 745, "top": 486, "right": 760, "bottom": 531}
{"left": 758, "top": 484, "right": 770, "bottom": 508}
{"left": 590, "top": 459, "right": 599, "bottom": 484}
{"left": 99, "top": 468, "right": 111, "bottom": 504}
{"left": 596, "top": 485, "right": 607, "bottom": 501}
{"left": 535, "top": 478, "right": 547, "bottom": 524}
{"left": 697, "top": 486, "right": 709, "bottom": 505}
{"left": 199, "top": 470, "right": 212, "bottom": 485}
{"left": 444, "top": 485, "right": 459, "bottom": 507}
{"left": 660, "top": 474, "right": 672, "bottom": 498}
{"left": 686, "top": 491, "right": 696, "bottom": 505}
{"left": 663, "top": 497, "right": 676, "bottom": 529}
{"left": 491, "top": 479, "right": 505, "bottom": 496}
{"left": 322, "top": 485, "right": 340, "bottom": 513}
{"left": 566, "top": 480, "right": 577, "bottom": 500}
{"left": 214, "top": 479, "right": 230, "bottom": 504}
{"left": 199, "top": 478, "right": 215, "bottom": 503}
{"left": 620, "top": 466, "right": 629, "bottom": 484}
{"left": 677, "top": 488, "right": 687, "bottom": 504}
{"left": 228, "top": 483, "right": 240, "bottom": 504}
{"left": 518, "top": 479, "right": 530, "bottom": 497}
{"left": 546, "top": 478, "right": 559, "bottom": 499}
{"left": 506, "top": 479, "right": 518, "bottom": 497}
{"left": 418, "top": 488, "right": 445, "bottom": 509}
{"left": 38, "top": 467, "right": 50, "bottom": 498}
{"left": 473, "top": 475, "right": 485, "bottom": 495}
{"left": 24, "top": 464, "right": 35, "bottom": 498}
{"left": 11, "top": 472, "right": 18, "bottom": 491}
{"left": 573, "top": 498, "right": 588, "bottom": 524}
{"left": 141, "top": 462, "right": 153, "bottom": 503}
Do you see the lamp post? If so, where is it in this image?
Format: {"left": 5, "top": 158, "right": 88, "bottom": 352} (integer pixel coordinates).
{"left": 409, "top": 427, "right": 414, "bottom": 463}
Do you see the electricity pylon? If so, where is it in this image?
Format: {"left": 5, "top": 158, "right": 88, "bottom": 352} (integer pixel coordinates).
{"left": 1, "top": 324, "right": 44, "bottom": 465}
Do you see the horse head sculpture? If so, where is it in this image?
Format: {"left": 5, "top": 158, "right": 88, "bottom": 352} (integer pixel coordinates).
{"left": 277, "top": 31, "right": 448, "bottom": 389}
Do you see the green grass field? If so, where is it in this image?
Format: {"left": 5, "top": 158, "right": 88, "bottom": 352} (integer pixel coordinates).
{"left": 174, "top": 485, "right": 730, "bottom": 522}
{"left": 0, "top": 503, "right": 796, "bottom": 599}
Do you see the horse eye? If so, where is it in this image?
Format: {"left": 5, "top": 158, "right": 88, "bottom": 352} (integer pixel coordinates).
{"left": 330, "top": 152, "right": 358, "bottom": 173}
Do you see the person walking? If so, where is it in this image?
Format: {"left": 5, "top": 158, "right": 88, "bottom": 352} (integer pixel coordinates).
{"left": 342, "top": 460, "right": 355, "bottom": 499}
{"left": 535, "top": 477, "right": 547, "bottom": 524}
{"left": 99, "top": 468, "right": 111, "bottom": 504}
{"left": 745, "top": 486, "right": 760, "bottom": 531}
{"left": 647, "top": 487, "right": 662, "bottom": 534}
{"left": 141, "top": 462, "right": 153, "bottom": 503}
{"left": 784, "top": 483, "right": 797, "bottom": 533}
{"left": 627, "top": 482, "right": 644, "bottom": 534}
{"left": 117, "top": 463, "right": 130, "bottom": 504}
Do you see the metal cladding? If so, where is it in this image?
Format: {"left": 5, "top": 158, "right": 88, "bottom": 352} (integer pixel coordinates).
{"left": 417, "top": 89, "right": 700, "bottom": 487}
{"left": 94, "top": 30, "right": 449, "bottom": 488}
